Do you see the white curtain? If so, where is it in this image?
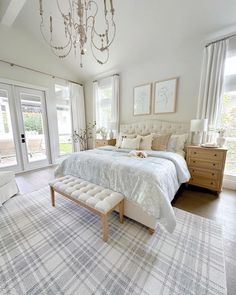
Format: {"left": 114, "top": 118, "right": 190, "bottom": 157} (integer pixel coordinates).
{"left": 69, "top": 82, "right": 86, "bottom": 151}
{"left": 92, "top": 81, "right": 99, "bottom": 148}
{"left": 197, "top": 39, "right": 228, "bottom": 129}
{"left": 111, "top": 75, "right": 120, "bottom": 137}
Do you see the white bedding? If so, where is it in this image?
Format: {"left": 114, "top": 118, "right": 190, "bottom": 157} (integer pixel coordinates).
{"left": 55, "top": 148, "right": 190, "bottom": 232}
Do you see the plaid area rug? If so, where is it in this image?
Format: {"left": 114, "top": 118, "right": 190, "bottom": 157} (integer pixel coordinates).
{"left": 0, "top": 187, "right": 227, "bottom": 295}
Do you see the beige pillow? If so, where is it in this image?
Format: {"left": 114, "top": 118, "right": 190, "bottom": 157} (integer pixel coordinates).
{"left": 152, "top": 134, "right": 171, "bottom": 151}
{"left": 116, "top": 133, "right": 136, "bottom": 148}
{"left": 167, "top": 134, "right": 189, "bottom": 153}
{"left": 121, "top": 137, "right": 141, "bottom": 149}
{"left": 137, "top": 134, "right": 153, "bottom": 150}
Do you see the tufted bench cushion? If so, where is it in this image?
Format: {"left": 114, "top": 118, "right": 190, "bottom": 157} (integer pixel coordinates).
{"left": 49, "top": 176, "right": 124, "bottom": 241}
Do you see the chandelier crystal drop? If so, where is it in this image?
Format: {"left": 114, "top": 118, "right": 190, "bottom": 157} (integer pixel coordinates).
{"left": 39, "top": 0, "right": 116, "bottom": 67}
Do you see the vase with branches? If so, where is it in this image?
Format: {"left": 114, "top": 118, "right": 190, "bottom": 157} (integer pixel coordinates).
{"left": 73, "top": 122, "right": 96, "bottom": 151}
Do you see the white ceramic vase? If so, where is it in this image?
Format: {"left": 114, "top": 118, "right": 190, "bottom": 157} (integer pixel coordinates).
{"left": 109, "top": 130, "right": 114, "bottom": 139}
{"left": 217, "top": 137, "right": 226, "bottom": 148}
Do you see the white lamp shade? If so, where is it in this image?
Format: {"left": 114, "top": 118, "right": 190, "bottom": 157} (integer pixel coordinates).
{"left": 190, "top": 119, "right": 208, "bottom": 132}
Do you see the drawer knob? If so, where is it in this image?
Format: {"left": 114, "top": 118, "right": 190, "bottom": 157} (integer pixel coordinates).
{"left": 211, "top": 182, "right": 213, "bottom": 185}
{"left": 192, "top": 169, "right": 195, "bottom": 172}
{"left": 214, "top": 154, "right": 217, "bottom": 157}
{"left": 213, "top": 164, "right": 216, "bottom": 166}
{"left": 193, "top": 161, "right": 196, "bottom": 163}
{"left": 212, "top": 173, "right": 215, "bottom": 176}
{"left": 194, "top": 152, "right": 197, "bottom": 154}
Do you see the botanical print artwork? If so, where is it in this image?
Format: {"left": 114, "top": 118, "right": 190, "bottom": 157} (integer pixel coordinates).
{"left": 133, "top": 83, "right": 151, "bottom": 115}
{"left": 154, "top": 78, "right": 177, "bottom": 113}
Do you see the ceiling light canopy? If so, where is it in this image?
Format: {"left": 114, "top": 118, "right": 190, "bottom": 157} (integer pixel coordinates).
{"left": 39, "top": 0, "right": 116, "bottom": 67}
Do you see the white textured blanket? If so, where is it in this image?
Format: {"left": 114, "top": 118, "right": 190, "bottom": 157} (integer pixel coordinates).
{"left": 55, "top": 148, "right": 190, "bottom": 232}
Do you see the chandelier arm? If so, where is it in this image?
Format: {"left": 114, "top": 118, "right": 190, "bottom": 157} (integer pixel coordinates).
{"left": 91, "top": 42, "right": 109, "bottom": 65}
{"left": 49, "top": 24, "right": 73, "bottom": 58}
{"left": 40, "top": 21, "right": 72, "bottom": 51}
{"left": 50, "top": 39, "right": 73, "bottom": 59}
{"left": 90, "top": 21, "right": 116, "bottom": 52}
{"left": 56, "top": 0, "right": 73, "bottom": 18}
{"left": 90, "top": 27, "right": 109, "bottom": 64}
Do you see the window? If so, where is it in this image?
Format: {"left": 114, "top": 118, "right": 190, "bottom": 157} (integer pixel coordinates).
{"left": 55, "top": 84, "right": 73, "bottom": 156}
{"left": 0, "top": 89, "right": 17, "bottom": 167}
{"left": 94, "top": 75, "right": 119, "bottom": 138}
{"left": 96, "top": 77, "right": 113, "bottom": 130}
{"left": 222, "top": 55, "right": 236, "bottom": 175}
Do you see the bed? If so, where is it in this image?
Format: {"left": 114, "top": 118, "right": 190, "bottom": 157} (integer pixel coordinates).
{"left": 55, "top": 120, "right": 191, "bottom": 233}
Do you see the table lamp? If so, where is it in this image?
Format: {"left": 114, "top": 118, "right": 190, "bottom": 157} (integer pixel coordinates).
{"left": 190, "top": 119, "right": 208, "bottom": 145}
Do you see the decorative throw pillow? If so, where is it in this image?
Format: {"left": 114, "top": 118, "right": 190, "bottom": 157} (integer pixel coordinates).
{"left": 116, "top": 133, "right": 136, "bottom": 148}
{"left": 167, "top": 134, "right": 189, "bottom": 153}
{"left": 121, "top": 137, "right": 141, "bottom": 149}
{"left": 137, "top": 134, "right": 153, "bottom": 150}
{"left": 152, "top": 134, "right": 171, "bottom": 151}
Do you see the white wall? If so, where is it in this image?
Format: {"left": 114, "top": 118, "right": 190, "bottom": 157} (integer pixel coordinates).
{"left": 85, "top": 41, "right": 203, "bottom": 127}
{"left": 0, "top": 25, "right": 82, "bottom": 164}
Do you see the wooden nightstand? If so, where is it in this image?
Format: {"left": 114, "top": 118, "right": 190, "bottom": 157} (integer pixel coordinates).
{"left": 95, "top": 139, "right": 116, "bottom": 148}
{"left": 186, "top": 145, "right": 227, "bottom": 194}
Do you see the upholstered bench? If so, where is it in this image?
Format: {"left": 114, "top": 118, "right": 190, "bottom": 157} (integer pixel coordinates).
{"left": 49, "top": 176, "right": 124, "bottom": 242}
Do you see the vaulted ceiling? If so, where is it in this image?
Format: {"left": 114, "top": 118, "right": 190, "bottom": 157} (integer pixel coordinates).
{"left": 1, "top": 0, "right": 236, "bottom": 82}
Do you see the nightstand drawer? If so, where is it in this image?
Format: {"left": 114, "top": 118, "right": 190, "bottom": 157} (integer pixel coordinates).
{"left": 96, "top": 140, "right": 108, "bottom": 146}
{"left": 189, "top": 167, "right": 219, "bottom": 180}
{"left": 189, "top": 177, "right": 218, "bottom": 190}
{"left": 95, "top": 139, "right": 116, "bottom": 148}
{"left": 188, "top": 158, "right": 222, "bottom": 170}
{"left": 189, "top": 148, "right": 223, "bottom": 161}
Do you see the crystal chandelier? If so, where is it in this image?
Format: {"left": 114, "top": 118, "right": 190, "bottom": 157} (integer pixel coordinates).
{"left": 39, "top": 0, "right": 116, "bottom": 67}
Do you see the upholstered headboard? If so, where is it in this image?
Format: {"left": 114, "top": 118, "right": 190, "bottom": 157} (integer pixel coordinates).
{"left": 120, "top": 119, "right": 190, "bottom": 135}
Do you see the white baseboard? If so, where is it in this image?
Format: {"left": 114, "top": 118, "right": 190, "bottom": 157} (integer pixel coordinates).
{"left": 223, "top": 175, "right": 236, "bottom": 190}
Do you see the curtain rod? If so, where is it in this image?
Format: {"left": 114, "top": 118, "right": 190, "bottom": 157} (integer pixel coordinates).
{"left": 93, "top": 73, "right": 119, "bottom": 83}
{"left": 0, "top": 59, "right": 83, "bottom": 86}
{"left": 205, "top": 32, "right": 236, "bottom": 48}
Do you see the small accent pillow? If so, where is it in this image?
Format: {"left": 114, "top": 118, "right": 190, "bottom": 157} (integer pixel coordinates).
{"left": 152, "top": 134, "right": 171, "bottom": 151}
{"left": 137, "top": 134, "right": 153, "bottom": 150}
{"left": 121, "top": 137, "right": 141, "bottom": 149}
{"left": 116, "top": 133, "right": 136, "bottom": 148}
{"left": 167, "top": 134, "right": 189, "bottom": 153}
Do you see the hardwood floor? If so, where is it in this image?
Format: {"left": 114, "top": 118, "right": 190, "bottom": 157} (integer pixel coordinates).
{"left": 16, "top": 166, "right": 55, "bottom": 194}
{"left": 15, "top": 167, "right": 236, "bottom": 294}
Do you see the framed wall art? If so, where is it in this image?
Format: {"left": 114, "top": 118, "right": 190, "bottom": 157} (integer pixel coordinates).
{"left": 154, "top": 78, "right": 178, "bottom": 114}
{"left": 133, "top": 83, "right": 152, "bottom": 116}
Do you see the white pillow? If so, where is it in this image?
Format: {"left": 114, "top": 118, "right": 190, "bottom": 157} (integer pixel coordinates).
{"left": 121, "top": 137, "right": 141, "bottom": 149}
{"left": 167, "top": 134, "right": 189, "bottom": 153}
{"left": 137, "top": 134, "right": 153, "bottom": 150}
{"left": 116, "top": 133, "right": 136, "bottom": 148}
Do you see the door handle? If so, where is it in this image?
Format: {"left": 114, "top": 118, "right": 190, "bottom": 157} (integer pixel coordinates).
{"left": 21, "top": 134, "right": 25, "bottom": 143}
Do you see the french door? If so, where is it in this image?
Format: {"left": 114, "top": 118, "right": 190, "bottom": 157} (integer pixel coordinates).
{"left": 0, "top": 83, "right": 51, "bottom": 172}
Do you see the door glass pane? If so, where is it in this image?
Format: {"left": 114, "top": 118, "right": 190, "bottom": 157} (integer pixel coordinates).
{"left": 20, "top": 93, "right": 47, "bottom": 163}
{"left": 55, "top": 84, "right": 73, "bottom": 156}
{"left": 0, "top": 89, "right": 17, "bottom": 168}
{"left": 220, "top": 92, "right": 236, "bottom": 175}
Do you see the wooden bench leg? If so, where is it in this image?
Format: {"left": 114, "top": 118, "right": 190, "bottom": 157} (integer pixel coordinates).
{"left": 118, "top": 199, "right": 124, "bottom": 224}
{"left": 101, "top": 214, "right": 108, "bottom": 242}
{"left": 148, "top": 228, "right": 155, "bottom": 235}
{"left": 50, "top": 186, "right": 55, "bottom": 207}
